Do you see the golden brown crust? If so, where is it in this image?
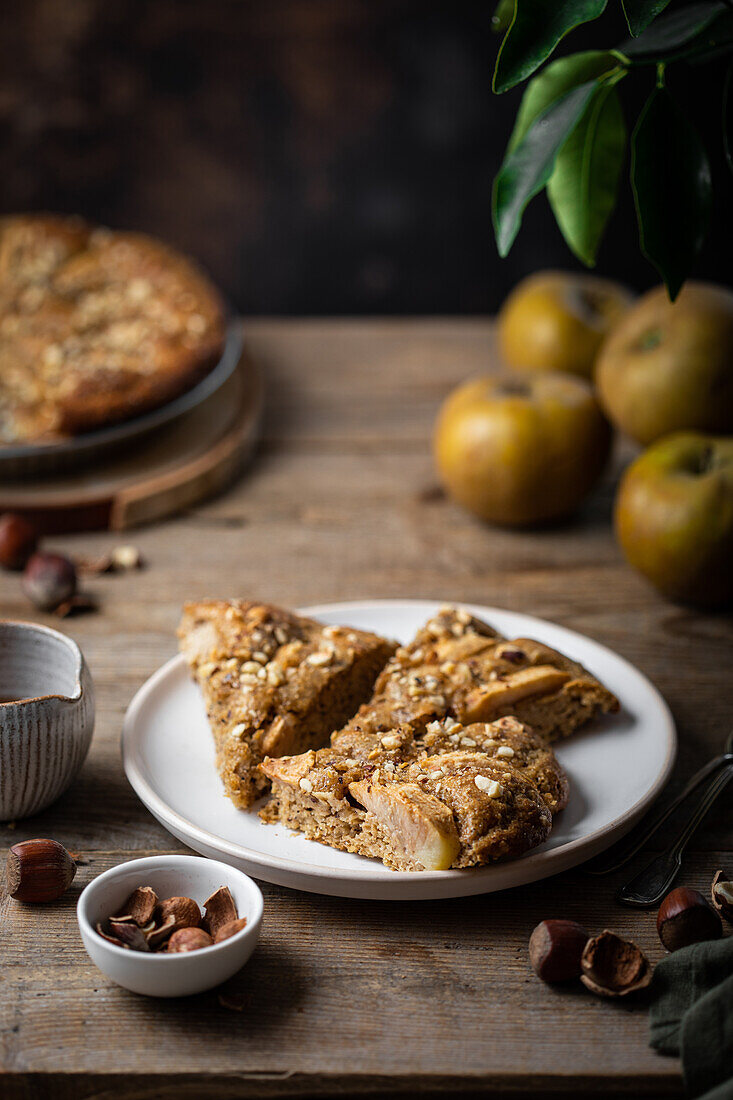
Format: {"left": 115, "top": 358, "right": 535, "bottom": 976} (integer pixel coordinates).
{"left": 258, "top": 605, "right": 620, "bottom": 871}
{"left": 260, "top": 726, "right": 554, "bottom": 870}
{"left": 179, "top": 599, "right": 397, "bottom": 808}
{"left": 0, "top": 214, "right": 226, "bottom": 443}
{"left": 354, "top": 607, "right": 618, "bottom": 743}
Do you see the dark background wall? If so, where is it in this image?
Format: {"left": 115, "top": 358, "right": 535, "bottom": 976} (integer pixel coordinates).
{"left": 0, "top": 0, "right": 729, "bottom": 314}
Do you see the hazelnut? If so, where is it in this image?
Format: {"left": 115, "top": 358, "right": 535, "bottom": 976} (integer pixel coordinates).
{"left": 580, "top": 930, "right": 652, "bottom": 997}
{"left": 528, "top": 919, "right": 589, "bottom": 982}
{"left": 22, "top": 552, "right": 76, "bottom": 611}
{"left": 203, "top": 885, "right": 238, "bottom": 937}
{"left": 213, "top": 917, "right": 248, "bottom": 944}
{"left": 108, "top": 917, "right": 150, "bottom": 951}
{"left": 6, "top": 838, "right": 77, "bottom": 902}
{"left": 113, "top": 886, "right": 158, "bottom": 927}
{"left": 0, "top": 513, "right": 38, "bottom": 570}
{"left": 167, "top": 927, "right": 213, "bottom": 953}
{"left": 656, "top": 886, "right": 722, "bottom": 952}
{"left": 711, "top": 871, "right": 733, "bottom": 922}
{"left": 157, "top": 895, "right": 201, "bottom": 931}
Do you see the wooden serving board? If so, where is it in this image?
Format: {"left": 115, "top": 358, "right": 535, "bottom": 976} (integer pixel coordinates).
{"left": 0, "top": 343, "right": 262, "bottom": 533}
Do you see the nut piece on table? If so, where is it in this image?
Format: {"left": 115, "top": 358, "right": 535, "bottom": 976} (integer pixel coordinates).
{"left": 22, "top": 552, "right": 77, "bottom": 612}
{"left": 657, "top": 886, "right": 723, "bottom": 952}
{"left": 580, "top": 931, "right": 652, "bottom": 997}
{"left": 6, "top": 839, "right": 77, "bottom": 902}
{"left": 167, "top": 927, "right": 214, "bottom": 953}
{"left": 529, "top": 919, "right": 589, "bottom": 983}
{"left": 711, "top": 870, "right": 733, "bottom": 922}
{"left": 0, "top": 513, "right": 38, "bottom": 570}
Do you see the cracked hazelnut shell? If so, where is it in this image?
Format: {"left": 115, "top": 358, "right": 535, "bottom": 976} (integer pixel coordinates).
{"left": 157, "top": 895, "right": 201, "bottom": 931}
{"left": 711, "top": 871, "right": 733, "bottom": 922}
{"left": 657, "top": 887, "right": 722, "bottom": 952}
{"left": 529, "top": 919, "right": 589, "bottom": 983}
{"left": 167, "top": 927, "right": 213, "bottom": 953}
{"left": 6, "top": 838, "right": 77, "bottom": 902}
{"left": 214, "top": 917, "right": 249, "bottom": 944}
{"left": 580, "top": 930, "right": 652, "bottom": 997}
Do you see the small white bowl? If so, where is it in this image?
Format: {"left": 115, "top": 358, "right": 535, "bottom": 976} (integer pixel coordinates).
{"left": 0, "top": 619, "right": 95, "bottom": 820}
{"left": 77, "top": 855, "right": 263, "bottom": 997}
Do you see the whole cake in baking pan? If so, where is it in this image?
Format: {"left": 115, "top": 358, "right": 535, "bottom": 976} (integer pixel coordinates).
{"left": 0, "top": 214, "right": 226, "bottom": 444}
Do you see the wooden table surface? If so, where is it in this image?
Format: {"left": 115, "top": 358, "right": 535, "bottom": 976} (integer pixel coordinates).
{"left": 1, "top": 319, "right": 731, "bottom": 1100}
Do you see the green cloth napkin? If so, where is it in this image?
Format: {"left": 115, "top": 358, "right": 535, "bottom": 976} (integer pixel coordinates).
{"left": 650, "top": 935, "right": 733, "bottom": 1099}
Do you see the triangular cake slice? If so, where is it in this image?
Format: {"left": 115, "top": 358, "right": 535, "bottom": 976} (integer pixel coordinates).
{"left": 259, "top": 605, "right": 618, "bottom": 871}
{"left": 260, "top": 717, "right": 555, "bottom": 871}
{"left": 342, "top": 605, "right": 619, "bottom": 743}
{"left": 179, "top": 600, "right": 397, "bottom": 808}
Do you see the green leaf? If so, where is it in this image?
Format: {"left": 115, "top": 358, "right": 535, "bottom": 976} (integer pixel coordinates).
{"left": 621, "top": 1, "right": 727, "bottom": 58}
{"left": 493, "top": 0, "right": 608, "bottom": 94}
{"left": 493, "top": 80, "right": 600, "bottom": 256}
{"left": 547, "top": 83, "right": 626, "bottom": 266}
{"left": 684, "top": 12, "right": 733, "bottom": 63}
{"left": 492, "top": 0, "right": 515, "bottom": 35}
{"left": 508, "top": 50, "right": 618, "bottom": 153}
{"left": 621, "top": 0, "right": 672, "bottom": 37}
{"left": 631, "top": 87, "right": 712, "bottom": 299}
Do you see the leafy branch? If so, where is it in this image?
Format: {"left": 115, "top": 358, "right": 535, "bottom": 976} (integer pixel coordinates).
{"left": 492, "top": 1, "right": 733, "bottom": 297}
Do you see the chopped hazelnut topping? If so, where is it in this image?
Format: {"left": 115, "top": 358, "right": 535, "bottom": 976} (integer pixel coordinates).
{"left": 306, "top": 650, "right": 332, "bottom": 667}
{"left": 380, "top": 733, "right": 401, "bottom": 749}
{"left": 298, "top": 777, "right": 314, "bottom": 793}
{"left": 496, "top": 745, "right": 515, "bottom": 759}
{"left": 474, "top": 775, "right": 503, "bottom": 797}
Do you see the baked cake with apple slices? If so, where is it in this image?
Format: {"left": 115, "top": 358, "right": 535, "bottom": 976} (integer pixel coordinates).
{"left": 259, "top": 605, "right": 617, "bottom": 871}
{"left": 179, "top": 600, "right": 397, "bottom": 808}
{"left": 341, "top": 605, "right": 618, "bottom": 743}
{"left": 260, "top": 717, "right": 555, "bottom": 870}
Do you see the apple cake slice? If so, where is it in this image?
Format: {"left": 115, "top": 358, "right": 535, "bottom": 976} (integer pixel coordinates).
{"left": 259, "top": 605, "right": 618, "bottom": 871}
{"left": 179, "top": 600, "right": 397, "bottom": 808}
{"left": 260, "top": 718, "right": 555, "bottom": 871}
{"left": 342, "top": 605, "right": 618, "bottom": 743}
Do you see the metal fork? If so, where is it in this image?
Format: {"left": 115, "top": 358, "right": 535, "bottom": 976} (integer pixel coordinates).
{"left": 615, "top": 730, "right": 733, "bottom": 908}
{"left": 585, "top": 729, "right": 733, "bottom": 877}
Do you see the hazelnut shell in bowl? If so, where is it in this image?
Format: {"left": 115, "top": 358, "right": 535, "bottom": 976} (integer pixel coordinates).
{"left": 77, "top": 855, "right": 263, "bottom": 997}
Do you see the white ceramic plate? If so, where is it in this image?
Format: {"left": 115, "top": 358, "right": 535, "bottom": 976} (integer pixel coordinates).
{"left": 122, "top": 600, "right": 676, "bottom": 900}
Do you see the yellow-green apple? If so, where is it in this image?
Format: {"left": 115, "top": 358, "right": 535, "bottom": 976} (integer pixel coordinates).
{"left": 434, "top": 372, "right": 612, "bottom": 526}
{"left": 497, "top": 271, "right": 632, "bottom": 379}
{"left": 596, "top": 283, "right": 733, "bottom": 445}
{"left": 615, "top": 432, "right": 733, "bottom": 607}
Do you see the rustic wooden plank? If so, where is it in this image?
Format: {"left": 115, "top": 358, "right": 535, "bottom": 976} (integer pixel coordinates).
{"left": 2, "top": 847, "right": 723, "bottom": 1090}
{"left": 0, "top": 320, "right": 729, "bottom": 1095}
